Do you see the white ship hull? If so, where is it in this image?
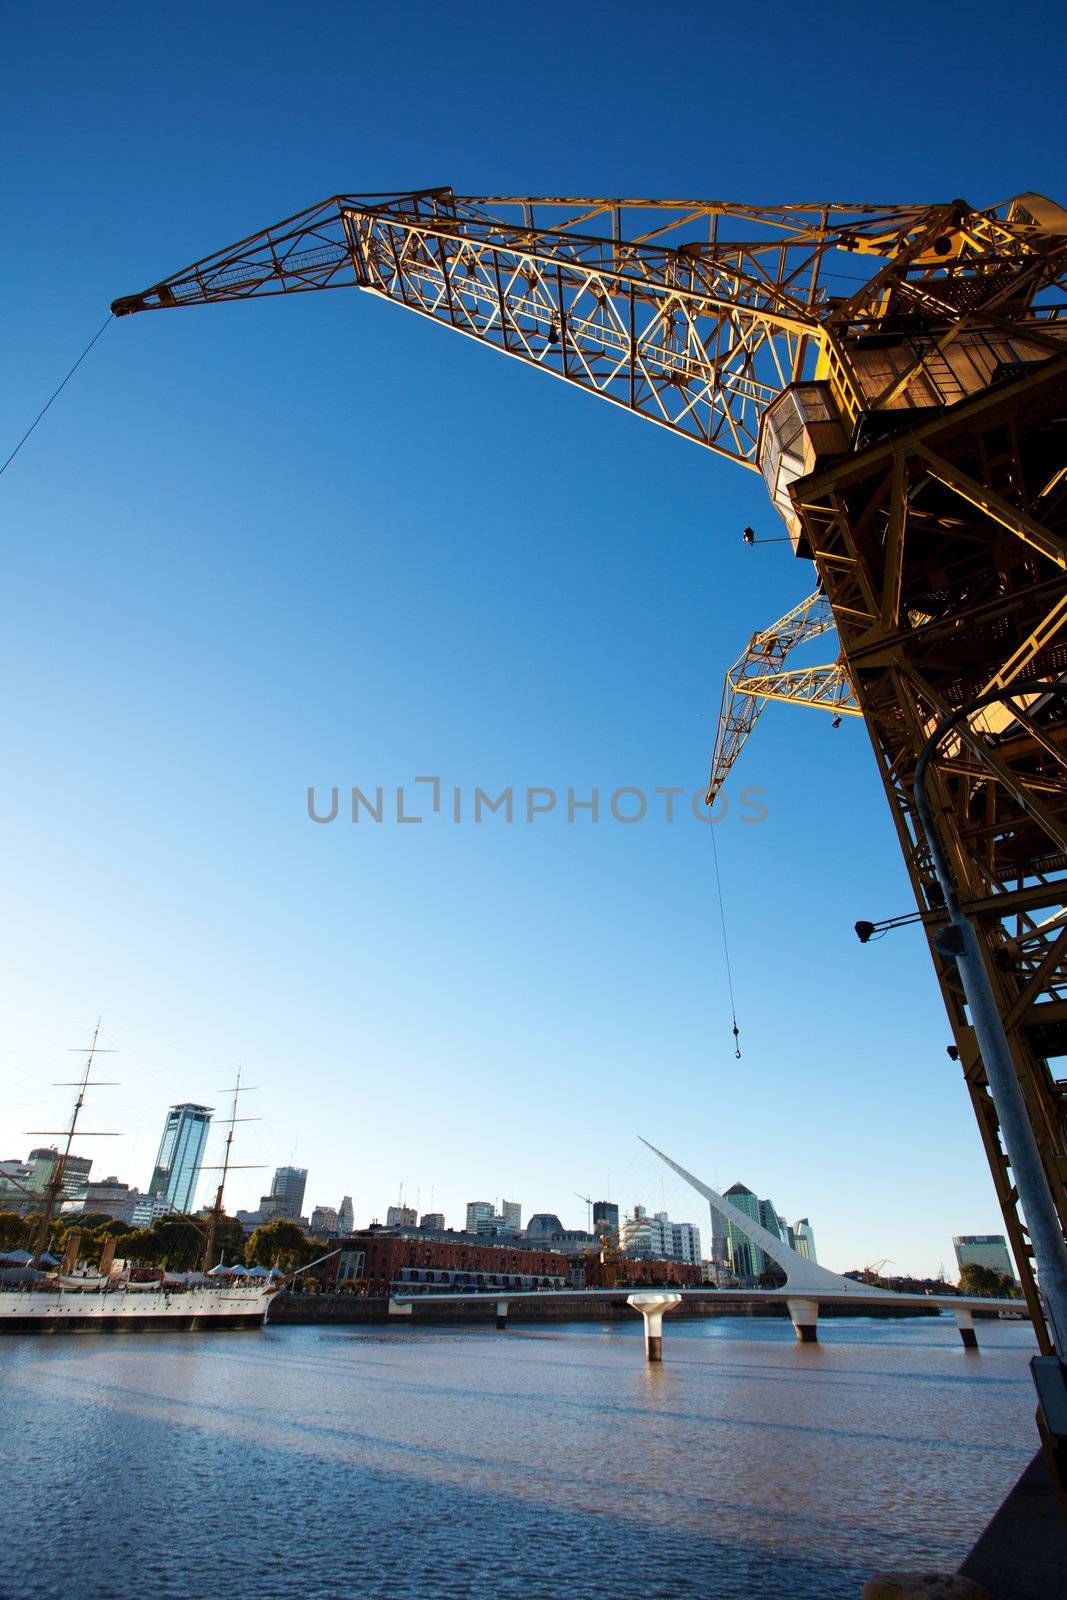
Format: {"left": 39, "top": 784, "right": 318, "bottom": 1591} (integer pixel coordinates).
{"left": 0, "top": 1284, "right": 275, "bottom": 1333}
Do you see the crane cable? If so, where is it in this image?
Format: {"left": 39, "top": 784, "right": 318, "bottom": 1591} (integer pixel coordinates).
{"left": 0, "top": 313, "right": 113, "bottom": 480}
{"left": 709, "top": 814, "right": 741, "bottom": 1058}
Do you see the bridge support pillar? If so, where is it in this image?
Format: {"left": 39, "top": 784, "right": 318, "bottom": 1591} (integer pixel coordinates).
{"left": 627, "top": 1292, "right": 682, "bottom": 1361}
{"left": 786, "top": 1297, "right": 819, "bottom": 1343}
{"left": 496, "top": 1300, "right": 508, "bottom": 1330}
{"left": 954, "top": 1308, "right": 979, "bottom": 1349}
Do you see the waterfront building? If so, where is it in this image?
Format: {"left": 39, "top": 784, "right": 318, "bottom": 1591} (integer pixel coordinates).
{"left": 310, "top": 1205, "right": 339, "bottom": 1235}
{"left": 148, "top": 1104, "right": 212, "bottom": 1214}
{"left": 419, "top": 1211, "right": 445, "bottom": 1231}
{"left": 953, "top": 1234, "right": 1015, "bottom": 1280}
{"left": 331, "top": 1227, "right": 569, "bottom": 1296}
{"left": 793, "top": 1218, "right": 817, "bottom": 1263}
{"left": 337, "top": 1196, "right": 354, "bottom": 1233}
{"left": 258, "top": 1166, "right": 308, "bottom": 1222}
{"left": 592, "top": 1200, "right": 619, "bottom": 1240}
{"left": 501, "top": 1199, "right": 521, "bottom": 1232}
{"left": 583, "top": 1254, "right": 702, "bottom": 1290}
{"left": 386, "top": 1204, "right": 418, "bottom": 1227}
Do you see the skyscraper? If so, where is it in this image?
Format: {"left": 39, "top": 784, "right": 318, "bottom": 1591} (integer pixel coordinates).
{"left": 793, "top": 1219, "right": 817, "bottom": 1264}
{"left": 337, "top": 1196, "right": 354, "bottom": 1233}
{"left": 386, "top": 1204, "right": 417, "bottom": 1227}
{"left": 148, "top": 1104, "right": 213, "bottom": 1214}
{"left": 501, "top": 1199, "right": 522, "bottom": 1232}
{"left": 28, "top": 1148, "right": 92, "bottom": 1201}
{"left": 466, "top": 1200, "right": 494, "bottom": 1232}
{"left": 310, "top": 1205, "right": 338, "bottom": 1235}
{"left": 592, "top": 1200, "right": 619, "bottom": 1241}
{"left": 723, "top": 1183, "right": 764, "bottom": 1280}
{"left": 260, "top": 1166, "right": 308, "bottom": 1221}
{"left": 953, "top": 1234, "right": 1014, "bottom": 1280}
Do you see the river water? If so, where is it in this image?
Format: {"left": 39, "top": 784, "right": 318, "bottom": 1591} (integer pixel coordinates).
{"left": 0, "top": 1315, "right": 1039, "bottom": 1600}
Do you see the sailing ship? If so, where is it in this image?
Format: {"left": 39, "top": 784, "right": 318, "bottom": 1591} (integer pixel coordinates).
{"left": 0, "top": 1028, "right": 319, "bottom": 1333}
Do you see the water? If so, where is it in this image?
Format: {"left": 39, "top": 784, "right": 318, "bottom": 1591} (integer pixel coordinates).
{"left": 0, "top": 1316, "right": 1040, "bottom": 1599}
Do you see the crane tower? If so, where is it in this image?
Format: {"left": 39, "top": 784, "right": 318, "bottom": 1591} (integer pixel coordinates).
{"left": 113, "top": 188, "right": 1067, "bottom": 1341}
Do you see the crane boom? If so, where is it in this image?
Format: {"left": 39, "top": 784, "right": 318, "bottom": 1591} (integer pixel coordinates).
{"left": 708, "top": 591, "right": 859, "bottom": 796}
{"left": 112, "top": 190, "right": 1066, "bottom": 473}
{"left": 112, "top": 188, "right": 1067, "bottom": 1355}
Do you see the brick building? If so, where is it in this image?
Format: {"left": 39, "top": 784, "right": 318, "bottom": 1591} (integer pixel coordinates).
{"left": 329, "top": 1228, "right": 568, "bottom": 1295}
{"left": 582, "top": 1255, "right": 702, "bottom": 1290}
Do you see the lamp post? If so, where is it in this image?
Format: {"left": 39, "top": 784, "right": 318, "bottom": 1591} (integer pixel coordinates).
{"left": 913, "top": 681, "right": 1067, "bottom": 1354}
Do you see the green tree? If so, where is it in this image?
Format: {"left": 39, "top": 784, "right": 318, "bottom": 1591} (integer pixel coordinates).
{"left": 958, "top": 1261, "right": 1017, "bottom": 1297}
{"left": 211, "top": 1214, "right": 247, "bottom": 1267}
{"left": 246, "top": 1220, "right": 324, "bottom": 1272}
{"left": 0, "top": 1212, "right": 32, "bottom": 1251}
{"left": 115, "top": 1228, "right": 163, "bottom": 1265}
{"left": 146, "top": 1216, "right": 207, "bottom": 1271}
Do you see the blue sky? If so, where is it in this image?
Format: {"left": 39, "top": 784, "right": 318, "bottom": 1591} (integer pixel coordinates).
{"left": 2, "top": 2, "right": 1062, "bottom": 1275}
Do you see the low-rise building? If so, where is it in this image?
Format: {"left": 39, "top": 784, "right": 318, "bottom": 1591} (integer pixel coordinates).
{"left": 329, "top": 1227, "right": 568, "bottom": 1296}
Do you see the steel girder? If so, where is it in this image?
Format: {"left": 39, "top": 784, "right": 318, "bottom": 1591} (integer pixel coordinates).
{"left": 795, "top": 357, "right": 1067, "bottom": 1343}
{"left": 708, "top": 591, "right": 858, "bottom": 796}
{"left": 112, "top": 190, "right": 1067, "bottom": 471}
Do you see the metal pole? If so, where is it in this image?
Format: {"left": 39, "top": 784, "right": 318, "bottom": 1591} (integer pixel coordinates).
{"left": 914, "top": 681, "right": 1067, "bottom": 1353}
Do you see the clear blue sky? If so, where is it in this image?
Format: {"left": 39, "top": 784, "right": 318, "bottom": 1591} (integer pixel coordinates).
{"left": 2, "top": 2, "right": 1062, "bottom": 1276}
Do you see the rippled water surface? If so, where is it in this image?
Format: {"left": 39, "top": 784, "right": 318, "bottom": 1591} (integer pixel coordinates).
{"left": 0, "top": 1316, "right": 1040, "bottom": 1599}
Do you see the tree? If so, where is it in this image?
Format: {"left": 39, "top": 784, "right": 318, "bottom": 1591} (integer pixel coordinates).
{"left": 211, "top": 1214, "right": 246, "bottom": 1267}
{"left": 115, "top": 1228, "right": 163, "bottom": 1265}
{"left": 0, "top": 1212, "right": 32, "bottom": 1252}
{"left": 246, "top": 1221, "right": 324, "bottom": 1272}
{"left": 146, "top": 1216, "right": 207, "bottom": 1271}
{"left": 958, "top": 1261, "right": 1018, "bottom": 1297}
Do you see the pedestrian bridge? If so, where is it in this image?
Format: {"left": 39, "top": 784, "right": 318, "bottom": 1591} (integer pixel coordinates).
{"left": 389, "top": 1140, "right": 1030, "bottom": 1359}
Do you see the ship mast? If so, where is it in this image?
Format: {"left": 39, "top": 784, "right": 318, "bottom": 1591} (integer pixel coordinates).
{"left": 199, "top": 1069, "right": 258, "bottom": 1273}
{"left": 26, "top": 1021, "right": 119, "bottom": 1265}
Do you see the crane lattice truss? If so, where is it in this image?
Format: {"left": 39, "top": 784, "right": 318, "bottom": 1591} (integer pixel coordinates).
{"left": 115, "top": 189, "right": 1067, "bottom": 1344}
{"left": 708, "top": 591, "right": 859, "bottom": 797}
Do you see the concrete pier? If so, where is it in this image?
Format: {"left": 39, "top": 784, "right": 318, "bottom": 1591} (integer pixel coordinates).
{"left": 786, "top": 1297, "right": 819, "bottom": 1343}
{"left": 626, "top": 1292, "right": 682, "bottom": 1361}
{"left": 954, "top": 1307, "right": 979, "bottom": 1349}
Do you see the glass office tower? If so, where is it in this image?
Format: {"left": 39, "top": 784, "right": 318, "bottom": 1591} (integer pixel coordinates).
{"left": 149, "top": 1103, "right": 213, "bottom": 1214}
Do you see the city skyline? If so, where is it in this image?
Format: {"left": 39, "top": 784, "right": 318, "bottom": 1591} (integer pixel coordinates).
{"left": 0, "top": 1061, "right": 999, "bottom": 1275}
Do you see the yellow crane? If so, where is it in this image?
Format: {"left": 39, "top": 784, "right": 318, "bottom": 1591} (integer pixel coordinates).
{"left": 112, "top": 188, "right": 1067, "bottom": 1356}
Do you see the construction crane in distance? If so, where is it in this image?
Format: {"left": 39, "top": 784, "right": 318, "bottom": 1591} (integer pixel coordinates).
{"left": 112, "top": 188, "right": 1067, "bottom": 1359}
